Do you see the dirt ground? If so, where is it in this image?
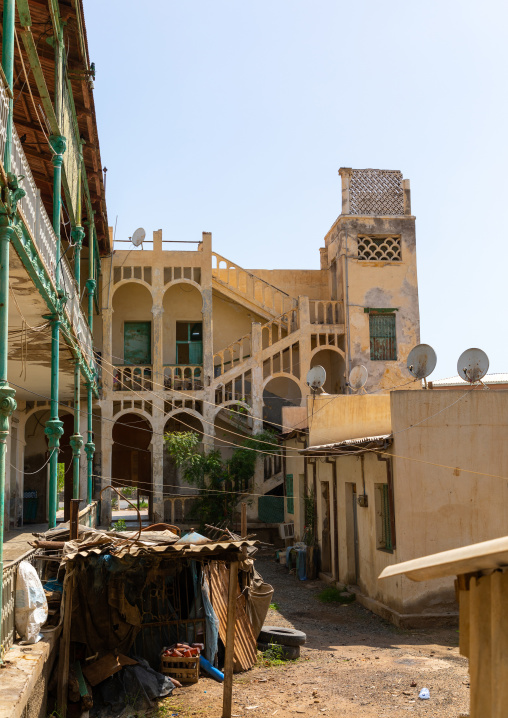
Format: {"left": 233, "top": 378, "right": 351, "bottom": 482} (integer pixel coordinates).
{"left": 154, "top": 553, "right": 470, "bottom": 718}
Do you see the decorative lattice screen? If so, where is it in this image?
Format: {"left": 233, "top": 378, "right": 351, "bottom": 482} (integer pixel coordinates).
{"left": 358, "top": 235, "right": 401, "bottom": 261}
{"left": 350, "top": 169, "right": 404, "bottom": 215}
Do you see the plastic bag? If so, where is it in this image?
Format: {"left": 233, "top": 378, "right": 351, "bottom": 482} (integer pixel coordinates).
{"left": 15, "top": 560, "right": 48, "bottom": 644}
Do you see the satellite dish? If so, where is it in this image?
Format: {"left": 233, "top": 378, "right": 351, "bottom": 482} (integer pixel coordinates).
{"left": 306, "top": 365, "right": 326, "bottom": 391}
{"left": 349, "top": 365, "right": 368, "bottom": 391}
{"left": 457, "top": 348, "right": 489, "bottom": 383}
{"left": 131, "top": 227, "right": 146, "bottom": 247}
{"left": 407, "top": 344, "right": 437, "bottom": 380}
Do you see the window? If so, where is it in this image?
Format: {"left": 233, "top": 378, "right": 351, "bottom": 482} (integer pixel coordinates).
{"left": 176, "top": 322, "right": 203, "bottom": 364}
{"left": 369, "top": 313, "right": 397, "bottom": 361}
{"left": 375, "top": 483, "right": 394, "bottom": 552}
{"left": 358, "top": 235, "right": 401, "bottom": 261}
{"left": 124, "top": 322, "right": 151, "bottom": 365}
{"left": 286, "top": 474, "right": 294, "bottom": 514}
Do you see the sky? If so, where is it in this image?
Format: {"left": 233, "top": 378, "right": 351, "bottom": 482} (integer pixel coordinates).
{"left": 85, "top": 0, "right": 508, "bottom": 380}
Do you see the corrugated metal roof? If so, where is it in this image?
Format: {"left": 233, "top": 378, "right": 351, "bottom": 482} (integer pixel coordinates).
{"left": 379, "top": 535, "right": 508, "bottom": 582}
{"left": 430, "top": 373, "right": 508, "bottom": 387}
{"left": 301, "top": 434, "right": 392, "bottom": 454}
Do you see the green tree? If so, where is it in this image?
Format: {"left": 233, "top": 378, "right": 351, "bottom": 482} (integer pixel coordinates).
{"left": 164, "top": 430, "right": 279, "bottom": 528}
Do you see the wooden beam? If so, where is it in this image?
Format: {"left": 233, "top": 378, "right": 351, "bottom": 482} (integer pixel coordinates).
{"left": 57, "top": 572, "right": 75, "bottom": 717}
{"left": 241, "top": 503, "right": 247, "bottom": 538}
{"left": 18, "top": 26, "right": 59, "bottom": 135}
{"left": 222, "top": 560, "right": 238, "bottom": 718}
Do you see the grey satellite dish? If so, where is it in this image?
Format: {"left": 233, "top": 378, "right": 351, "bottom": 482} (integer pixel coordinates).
{"left": 349, "top": 365, "right": 368, "bottom": 391}
{"left": 457, "top": 348, "right": 489, "bottom": 383}
{"left": 131, "top": 227, "right": 146, "bottom": 247}
{"left": 407, "top": 344, "right": 437, "bottom": 380}
{"left": 306, "top": 365, "right": 326, "bottom": 392}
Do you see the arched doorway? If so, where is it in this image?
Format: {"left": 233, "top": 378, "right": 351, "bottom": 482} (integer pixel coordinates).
{"left": 112, "top": 413, "right": 152, "bottom": 515}
{"left": 163, "top": 412, "right": 204, "bottom": 523}
{"left": 311, "top": 349, "right": 346, "bottom": 394}
{"left": 263, "top": 376, "right": 302, "bottom": 427}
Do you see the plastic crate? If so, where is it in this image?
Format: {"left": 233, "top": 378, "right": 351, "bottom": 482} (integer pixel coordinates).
{"left": 160, "top": 654, "right": 200, "bottom": 684}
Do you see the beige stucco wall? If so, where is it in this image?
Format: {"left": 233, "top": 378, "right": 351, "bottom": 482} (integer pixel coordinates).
{"left": 248, "top": 269, "right": 329, "bottom": 300}
{"left": 212, "top": 292, "right": 264, "bottom": 353}
{"left": 308, "top": 394, "right": 391, "bottom": 447}
{"left": 283, "top": 435, "right": 306, "bottom": 539}
{"left": 162, "top": 284, "right": 203, "bottom": 365}
{"left": 111, "top": 282, "right": 153, "bottom": 364}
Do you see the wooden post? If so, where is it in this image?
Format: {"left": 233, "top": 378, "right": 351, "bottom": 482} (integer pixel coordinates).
{"left": 222, "top": 560, "right": 239, "bottom": 718}
{"left": 241, "top": 502, "right": 247, "bottom": 538}
{"left": 69, "top": 499, "right": 81, "bottom": 540}
{"left": 57, "top": 572, "right": 75, "bottom": 717}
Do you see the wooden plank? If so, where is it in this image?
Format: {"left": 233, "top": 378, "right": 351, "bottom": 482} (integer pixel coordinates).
{"left": 57, "top": 573, "right": 75, "bottom": 717}
{"left": 206, "top": 562, "right": 257, "bottom": 672}
{"left": 241, "top": 503, "right": 247, "bottom": 538}
{"left": 222, "top": 560, "right": 238, "bottom": 718}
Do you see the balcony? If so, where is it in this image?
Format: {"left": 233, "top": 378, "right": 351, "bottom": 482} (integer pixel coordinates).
{"left": 0, "top": 77, "right": 93, "bottom": 368}
{"left": 164, "top": 365, "right": 203, "bottom": 391}
{"left": 113, "top": 365, "right": 153, "bottom": 392}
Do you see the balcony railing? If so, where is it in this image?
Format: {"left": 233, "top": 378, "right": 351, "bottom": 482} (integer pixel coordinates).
{"left": 0, "top": 77, "right": 93, "bottom": 367}
{"left": 309, "top": 300, "right": 343, "bottom": 324}
{"left": 164, "top": 365, "right": 203, "bottom": 391}
{"left": 113, "top": 365, "right": 153, "bottom": 392}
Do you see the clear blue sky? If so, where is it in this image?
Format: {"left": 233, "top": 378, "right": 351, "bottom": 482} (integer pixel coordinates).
{"left": 86, "top": 0, "right": 508, "bottom": 380}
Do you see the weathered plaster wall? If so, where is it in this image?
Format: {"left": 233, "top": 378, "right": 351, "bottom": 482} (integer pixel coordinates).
{"left": 248, "top": 269, "right": 329, "bottom": 300}
{"left": 283, "top": 435, "right": 306, "bottom": 540}
{"left": 212, "top": 293, "right": 264, "bottom": 353}
{"left": 162, "top": 284, "right": 203, "bottom": 365}
{"left": 390, "top": 389, "right": 508, "bottom": 615}
{"left": 111, "top": 283, "right": 153, "bottom": 364}
{"left": 325, "top": 215, "right": 420, "bottom": 393}
{"left": 308, "top": 394, "right": 391, "bottom": 447}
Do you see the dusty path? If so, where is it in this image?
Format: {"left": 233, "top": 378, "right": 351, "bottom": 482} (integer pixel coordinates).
{"left": 155, "top": 553, "right": 470, "bottom": 718}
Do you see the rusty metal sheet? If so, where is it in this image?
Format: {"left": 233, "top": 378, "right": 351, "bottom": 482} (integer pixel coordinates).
{"left": 205, "top": 562, "right": 257, "bottom": 672}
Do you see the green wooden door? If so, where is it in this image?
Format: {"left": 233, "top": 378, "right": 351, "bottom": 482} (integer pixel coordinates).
{"left": 124, "top": 322, "right": 151, "bottom": 365}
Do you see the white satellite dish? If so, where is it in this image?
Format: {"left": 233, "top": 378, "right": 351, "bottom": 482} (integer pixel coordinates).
{"left": 457, "top": 348, "right": 489, "bottom": 383}
{"left": 306, "top": 365, "right": 326, "bottom": 392}
{"left": 131, "top": 227, "right": 146, "bottom": 247}
{"left": 349, "top": 365, "right": 368, "bottom": 391}
{"left": 407, "top": 344, "right": 437, "bottom": 380}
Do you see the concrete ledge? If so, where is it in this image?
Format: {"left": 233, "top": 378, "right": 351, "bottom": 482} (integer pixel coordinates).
{"left": 353, "top": 589, "right": 458, "bottom": 629}
{"left": 0, "top": 627, "right": 60, "bottom": 718}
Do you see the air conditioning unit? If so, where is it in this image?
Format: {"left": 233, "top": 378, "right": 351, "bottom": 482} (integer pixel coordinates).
{"left": 279, "top": 522, "right": 295, "bottom": 540}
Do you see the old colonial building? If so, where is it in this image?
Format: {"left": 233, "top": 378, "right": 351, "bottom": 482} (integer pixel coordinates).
{"left": 97, "top": 168, "right": 420, "bottom": 526}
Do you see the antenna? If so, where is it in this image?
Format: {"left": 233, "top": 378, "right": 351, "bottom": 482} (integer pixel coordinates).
{"left": 306, "top": 366, "right": 326, "bottom": 393}
{"left": 407, "top": 344, "right": 437, "bottom": 388}
{"left": 131, "top": 227, "right": 146, "bottom": 247}
{"left": 348, "top": 365, "right": 368, "bottom": 393}
{"left": 457, "top": 348, "right": 489, "bottom": 384}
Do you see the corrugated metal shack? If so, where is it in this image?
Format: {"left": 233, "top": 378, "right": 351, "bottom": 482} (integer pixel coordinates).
{"left": 32, "top": 520, "right": 272, "bottom": 718}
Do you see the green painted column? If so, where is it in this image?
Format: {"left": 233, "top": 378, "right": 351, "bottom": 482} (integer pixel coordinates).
{"left": 69, "top": 225, "right": 85, "bottom": 501}
{"left": 45, "top": 135, "right": 66, "bottom": 529}
{"left": 2, "top": 0, "right": 14, "bottom": 173}
{"left": 84, "top": 220, "right": 96, "bottom": 504}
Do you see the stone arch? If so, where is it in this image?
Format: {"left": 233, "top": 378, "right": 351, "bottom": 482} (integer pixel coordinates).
{"left": 311, "top": 348, "right": 347, "bottom": 394}
{"left": 163, "top": 412, "right": 204, "bottom": 520}
{"left": 163, "top": 278, "right": 203, "bottom": 293}
{"left": 263, "top": 375, "right": 302, "bottom": 427}
{"left": 111, "top": 412, "right": 153, "bottom": 503}
{"left": 214, "top": 404, "right": 253, "bottom": 463}
{"left": 112, "top": 282, "right": 154, "bottom": 367}
{"left": 212, "top": 399, "right": 252, "bottom": 419}
{"left": 111, "top": 277, "right": 153, "bottom": 299}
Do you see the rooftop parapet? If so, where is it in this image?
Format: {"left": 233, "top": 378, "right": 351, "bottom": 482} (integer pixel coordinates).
{"left": 339, "top": 168, "right": 411, "bottom": 216}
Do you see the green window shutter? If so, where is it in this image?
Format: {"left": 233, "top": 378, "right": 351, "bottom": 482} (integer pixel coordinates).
{"left": 286, "top": 474, "right": 294, "bottom": 515}
{"left": 124, "top": 322, "right": 151, "bottom": 365}
{"left": 369, "top": 313, "right": 397, "bottom": 361}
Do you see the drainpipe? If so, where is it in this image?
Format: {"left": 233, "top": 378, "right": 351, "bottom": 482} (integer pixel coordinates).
{"left": 85, "top": 218, "right": 96, "bottom": 505}
{"left": 44, "top": 134, "right": 66, "bottom": 528}
{"left": 0, "top": 0, "right": 22, "bottom": 659}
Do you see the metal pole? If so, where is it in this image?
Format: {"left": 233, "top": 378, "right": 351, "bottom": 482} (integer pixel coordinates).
{"left": 69, "top": 362, "right": 83, "bottom": 501}
{"left": 85, "top": 219, "right": 96, "bottom": 506}
{"left": 45, "top": 135, "right": 66, "bottom": 528}
{"left": 0, "top": 0, "right": 20, "bottom": 661}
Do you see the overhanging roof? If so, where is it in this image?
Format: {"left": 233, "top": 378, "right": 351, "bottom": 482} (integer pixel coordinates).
{"left": 301, "top": 434, "right": 392, "bottom": 455}
{"left": 379, "top": 535, "right": 508, "bottom": 582}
